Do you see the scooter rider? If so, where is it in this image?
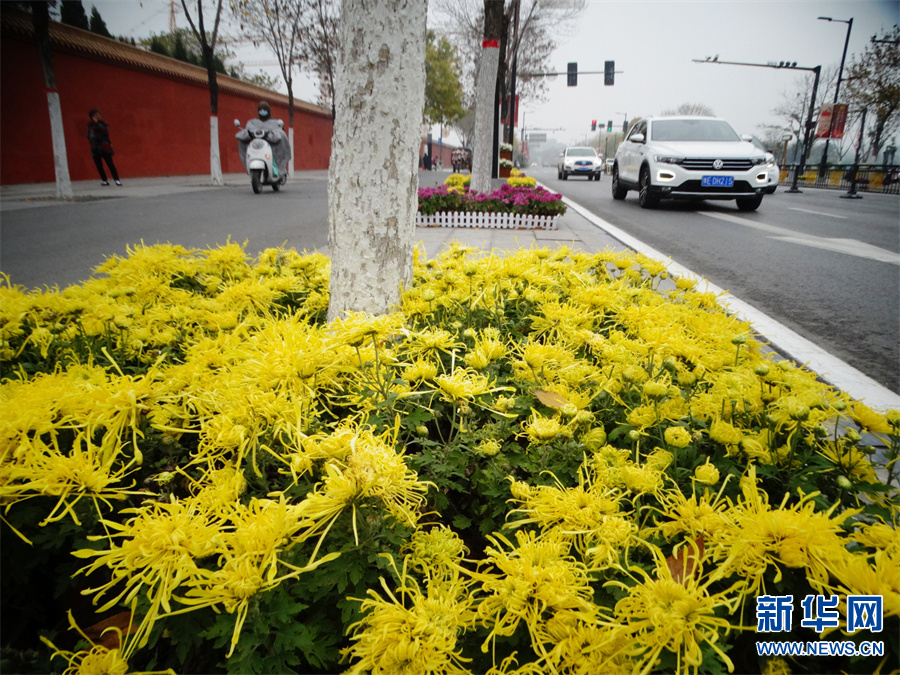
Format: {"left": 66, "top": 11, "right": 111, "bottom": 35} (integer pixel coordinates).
{"left": 236, "top": 101, "right": 291, "bottom": 179}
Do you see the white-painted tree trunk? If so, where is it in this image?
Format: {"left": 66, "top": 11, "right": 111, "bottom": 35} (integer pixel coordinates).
{"left": 471, "top": 43, "right": 499, "bottom": 194}
{"left": 46, "top": 92, "right": 74, "bottom": 199}
{"left": 210, "top": 115, "right": 223, "bottom": 186}
{"left": 289, "top": 127, "right": 295, "bottom": 177}
{"left": 326, "top": 0, "right": 427, "bottom": 321}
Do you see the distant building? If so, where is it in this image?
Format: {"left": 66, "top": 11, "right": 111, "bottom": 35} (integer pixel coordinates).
{"left": 0, "top": 7, "right": 333, "bottom": 184}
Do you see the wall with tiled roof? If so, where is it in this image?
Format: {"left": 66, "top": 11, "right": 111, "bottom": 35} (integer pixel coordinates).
{"left": 0, "top": 7, "right": 333, "bottom": 184}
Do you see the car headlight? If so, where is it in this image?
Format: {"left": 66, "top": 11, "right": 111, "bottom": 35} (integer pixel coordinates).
{"left": 654, "top": 155, "right": 683, "bottom": 164}
{"left": 750, "top": 157, "right": 768, "bottom": 165}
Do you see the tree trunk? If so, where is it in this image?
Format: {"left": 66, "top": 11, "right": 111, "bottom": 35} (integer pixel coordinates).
{"left": 203, "top": 45, "right": 224, "bottom": 186}
{"left": 32, "top": 1, "right": 74, "bottom": 199}
{"left": 471, "top": 42, "right": 499, "bottom": 193}
{"left": 287, "top": 82, "right": 295, "bottom": 176}
{"left": 326, "top": 0, "right": 427, "bottom": 321}
{"left": 471, "top": 0, "right": 503, "bottom": 194}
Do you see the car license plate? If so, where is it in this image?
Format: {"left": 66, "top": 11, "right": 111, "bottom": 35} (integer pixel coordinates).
{"left": 702, "top": 175, "right": 734, "bottom": 187}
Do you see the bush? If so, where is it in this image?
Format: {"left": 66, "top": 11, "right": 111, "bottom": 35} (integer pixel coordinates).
{"left": 1, "top": 242, "right": 897, "bottom": 675}
{"left": 418, "top": 184, "right": 566, "bottom": 217}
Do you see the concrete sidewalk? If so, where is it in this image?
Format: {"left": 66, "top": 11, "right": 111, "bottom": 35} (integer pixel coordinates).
{"left": 0, "top": 171, "right": 330, "bottom": 212}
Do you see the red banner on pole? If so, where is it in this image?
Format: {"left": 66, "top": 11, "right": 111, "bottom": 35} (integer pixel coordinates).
{"left": 816, "top": 103, "right": 849, "bottom": 139}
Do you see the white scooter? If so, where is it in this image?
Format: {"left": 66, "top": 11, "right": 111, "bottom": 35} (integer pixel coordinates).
{"left": 234, "top": 118, "right": 287, "bottom": 194}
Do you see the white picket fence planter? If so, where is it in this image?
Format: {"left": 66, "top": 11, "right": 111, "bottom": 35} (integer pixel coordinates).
{"left": 416, "top": 211, "right": 559, "bottom": 230}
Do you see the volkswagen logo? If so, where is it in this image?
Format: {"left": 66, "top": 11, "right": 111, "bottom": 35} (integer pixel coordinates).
{"left": 712, "top": 159, "right": 724, "bottom": 170}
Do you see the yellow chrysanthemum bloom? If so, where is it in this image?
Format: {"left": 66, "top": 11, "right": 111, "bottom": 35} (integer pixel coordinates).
{"left": 40, "top": 610, "right": 175, "bottom": 675}
{"left": 651, "top": 488, "right": 732, "bottom": 541}
{"left": 295, "top": 426, "right": 432, "bottom": 560}
{"left": 694, "top": 459, "right": 720, "bottom": 485}
{"left": 476, "top": 439, "right": 502, "bottom": 457}
{"left": 401, "top": 358, "right": 440, "bottom": 382}
{"left": 477, "top": 530, "right": 596, "bottom": 651}
{"left": 73, "top": 499, "right": 226, "bottom": 649}
{"left": 343, "top": 560, "right": 476, "bottom": 675}
{"left": 522, "top": 412, "right": 563, "bottom": 443}
{"left": 847, "top": 401, "right": 892, "bottom": 434}
{"left": 403, "top": 525, "right": 469, "bottom": 578}
{"left": 612, "top": 552, "right": 740, "bottom": 674}
{"left": 434, "top": 368, "right": 494, "bottom": 401}
{"left": 709, "top": 418, "right": 743, "bottom": 446}
{"left": 711, "top": 469, "right": 860, "bottom": 595}
{"left": 665, "top": 426, "right": 693, "bottom": 448}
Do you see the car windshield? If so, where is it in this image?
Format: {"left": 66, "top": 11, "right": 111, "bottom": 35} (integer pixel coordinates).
{"left": 650, "top": 119, "right": 741, "bottom": 142}
{"left": 568, "top": 148, "right": 596, "bottom": 157}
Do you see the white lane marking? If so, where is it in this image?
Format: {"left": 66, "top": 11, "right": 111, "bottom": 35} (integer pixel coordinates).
{"left": 558, "top": 194, "right": 900, "bottom": 412}
{"left": 700, "top": 211, "right": 899, "bottom": 265}
{"left": 772, "top": 236, "right": 900, "bottom": 265}
{"left": 788, "top": 207, "right": 848, "bottom": 219}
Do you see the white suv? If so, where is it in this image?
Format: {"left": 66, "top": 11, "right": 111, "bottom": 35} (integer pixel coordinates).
{"left": 558, "top": 147, "right": 603, "bottom": 181}
{"left": 611, "top": 116, "right": 770, "bottom": 210}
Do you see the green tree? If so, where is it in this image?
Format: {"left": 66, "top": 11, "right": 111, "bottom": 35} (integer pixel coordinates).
{"left": 424, "top": 30, "right": 465, "bottom": 128}
{"left": 88, "top": 4, "right": 111, "bottom": 37}
{"left": 59, "top": 0, "right": 89, "bottom": 29}
{"left": 141, "top": 28, "right": 231, "bottom": 74}
{"left": 181, "top": 0, "right": 226, "bottom": 185}
{"left": 845, "top": 25, "right": 900, "bottom": 160}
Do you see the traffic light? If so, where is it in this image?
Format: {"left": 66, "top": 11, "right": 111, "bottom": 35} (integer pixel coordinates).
{"left": 591, "top": 120, "right": 597, "bottom": 131}
{"left": 607, "top": 120, "right": 613, "bottom": 132}
{"left": 604, "top": 60, "right": 615, "bottom": 86}
{"left": 567, "top": 62, "right": 577, "bottom": 87}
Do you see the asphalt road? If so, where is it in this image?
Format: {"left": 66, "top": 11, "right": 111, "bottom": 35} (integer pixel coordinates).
{"left": 0, "top": 177, "right": 329, "bottom": 291}
{"left": 531, "top": 165, "right": 900, "bottom": 394}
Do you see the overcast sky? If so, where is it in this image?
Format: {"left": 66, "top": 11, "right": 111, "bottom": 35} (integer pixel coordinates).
{"left": 95, "top": 0, "right": 898, "bottom": 148}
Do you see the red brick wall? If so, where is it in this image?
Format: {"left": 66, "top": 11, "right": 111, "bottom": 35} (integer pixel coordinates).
{"left": 0, "top": 36, "right": 332, "bottom": 184}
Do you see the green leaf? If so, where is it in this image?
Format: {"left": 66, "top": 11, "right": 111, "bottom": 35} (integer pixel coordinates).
{"left": 452, "top": 514, "right": 472, "bottom": 529}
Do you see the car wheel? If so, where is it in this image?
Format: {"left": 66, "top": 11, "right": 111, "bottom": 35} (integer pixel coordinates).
{"left": 561, "top": 171, "right": 568, "bottom": 180}
{"left": 638, "top": 167, "right": 659, "bottom": 209}
{"left": 557, "top": 168, "right": 562, "bottom": 179}
{"left": 611, "top": 165, "right": 627, "bottom": 200}
{"left": 736, "top": 195, "right": 763, "bottom": 211}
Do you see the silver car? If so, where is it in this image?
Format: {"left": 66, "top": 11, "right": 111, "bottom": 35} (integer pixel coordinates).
{"left": 558, "top": 147, "right": 603, "bottom": 181}
{"left": 611, "top": 116, "right": 769, "bottom": 210}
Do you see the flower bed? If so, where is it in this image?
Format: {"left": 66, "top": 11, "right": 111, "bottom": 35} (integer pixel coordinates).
{"left": 418, "top": 183, "right": 566, "bottom": 230}
{"left": 1, "top": 242, "right": 897, "bottom": 675}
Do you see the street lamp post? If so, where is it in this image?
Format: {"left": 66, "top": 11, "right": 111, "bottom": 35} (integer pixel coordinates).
{"left": 817, "top": 16, "right": 853, "bottom": 175}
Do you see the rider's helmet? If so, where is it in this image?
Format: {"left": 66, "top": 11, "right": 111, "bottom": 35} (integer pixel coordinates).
{"left": 257, "top": 101, "right": 271, "bottom": 120}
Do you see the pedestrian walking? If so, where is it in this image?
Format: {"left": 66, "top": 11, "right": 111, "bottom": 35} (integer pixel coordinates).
{"left": 86, "top": 109, "right": 121, "bottom": 186}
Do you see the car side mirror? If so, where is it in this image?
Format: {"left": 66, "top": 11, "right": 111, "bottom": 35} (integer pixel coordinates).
{"left": 741, "top": 134, "right": 753, "bottom": 142}
{"left": 631, "top": 133, "right": 645, "bottom": 144}
{"left": 234, "top": 119, "right": 241, "bottom": 127}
